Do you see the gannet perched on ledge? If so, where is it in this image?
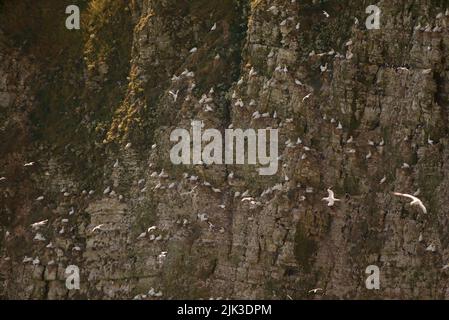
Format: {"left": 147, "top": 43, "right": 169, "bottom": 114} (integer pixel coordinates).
{"left": 31, "top": 219, "right": 48, "bottom": 230}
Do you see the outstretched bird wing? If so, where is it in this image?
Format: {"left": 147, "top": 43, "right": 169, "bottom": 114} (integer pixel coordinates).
{"left": 393, "top": 192, "right": 415, "bottom": 201}
{"left": 393, "top": 192, "right": 427, "bottom": 213}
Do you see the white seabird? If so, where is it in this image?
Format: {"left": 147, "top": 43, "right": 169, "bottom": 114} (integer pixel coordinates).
{"left": 322, "top": 189, "right": 340, "bottom": 207}
{"left": 31, "top": 219, "right": 48, "bottom": 230}
{"left": 92, "top": 224, "right": 104, "bottom": 232}
{"left": 33, "top": 233, "right": 46, "bottom": 241}
{"left": 23, "top": 256, "right": 33, "bottom": 263}
{"left": 320, "top": 64, "right": 328, "bottom": 73}
{"left": 309, "top": 288, "right": 323, "bottom": 294}
{"left": 302, "top": 93, "right": 312, "bottom": 102}
{"left": 392, "top": 192, "right": 427, "bottom": 214}
{"left": 169, "top": 90, "right": 179, "bottom": 102}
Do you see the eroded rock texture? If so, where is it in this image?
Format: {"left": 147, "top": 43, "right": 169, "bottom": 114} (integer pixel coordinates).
{"left": 1, "top": 0, "right": 449, "bottom": 299}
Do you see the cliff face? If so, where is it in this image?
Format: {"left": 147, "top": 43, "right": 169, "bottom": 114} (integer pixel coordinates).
{"left": 1, "top": 0, "right": 449, "bottom": 299}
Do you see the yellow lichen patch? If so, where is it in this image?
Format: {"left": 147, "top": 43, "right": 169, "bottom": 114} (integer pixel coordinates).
{"left": 135, "top": 11, "right": 155, "bottom": 33}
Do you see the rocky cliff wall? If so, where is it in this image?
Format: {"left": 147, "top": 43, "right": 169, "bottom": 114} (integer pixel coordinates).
{"left": 1, "top": 0, "right": 449, "bottom": 299}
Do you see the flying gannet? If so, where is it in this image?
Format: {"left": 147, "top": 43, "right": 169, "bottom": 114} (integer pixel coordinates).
{"left": 392, "top": 192, "right": 427, "bottom": 213}
{"left": 322, "top": 189, "right": 340, "bottom": 207}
